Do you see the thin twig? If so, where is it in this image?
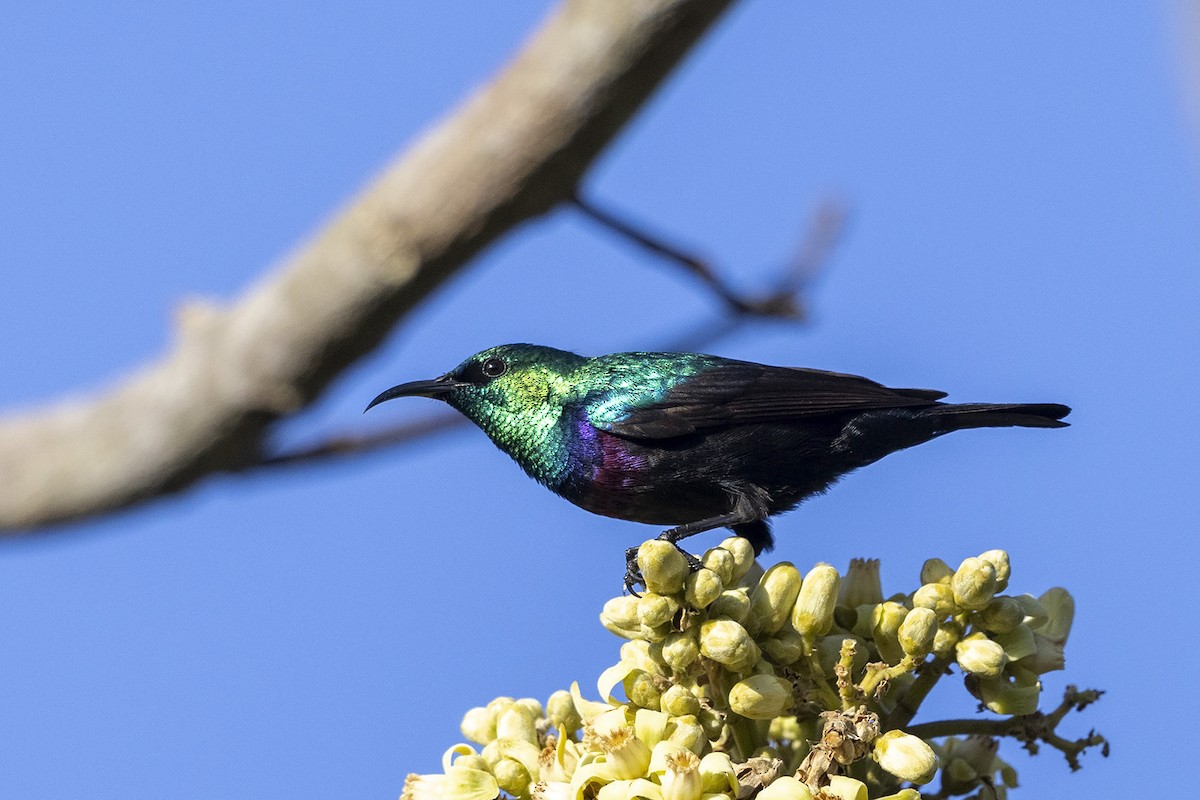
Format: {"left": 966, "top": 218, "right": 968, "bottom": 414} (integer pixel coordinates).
{"left": 903, "top": 686, "right": 1108, "bottom": 772}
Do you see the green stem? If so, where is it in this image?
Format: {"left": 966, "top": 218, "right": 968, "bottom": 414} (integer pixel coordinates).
{"left": 883, "top": 655, "right": 951, "bottom": 730}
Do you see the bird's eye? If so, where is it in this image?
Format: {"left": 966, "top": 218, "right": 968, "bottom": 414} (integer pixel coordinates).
{"left": 481, "top": 357, "right": 507, "bottom": 378}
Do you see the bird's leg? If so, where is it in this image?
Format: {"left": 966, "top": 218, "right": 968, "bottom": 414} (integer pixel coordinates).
{"left": 624, "top": 493, "right": 765, "bottom": 594}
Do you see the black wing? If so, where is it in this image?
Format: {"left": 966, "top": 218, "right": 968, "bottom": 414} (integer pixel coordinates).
{"left": 597, "top": 362, "right": 946, "bottom": 439}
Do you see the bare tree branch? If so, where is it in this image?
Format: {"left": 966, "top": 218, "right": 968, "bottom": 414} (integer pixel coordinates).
{"left": 0, "top": 0, "right": 738, "bottom": 533}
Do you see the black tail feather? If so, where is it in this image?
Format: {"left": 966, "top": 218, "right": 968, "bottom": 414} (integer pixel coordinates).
{"left": 935, "top": 402, "right": 1071, "bottom": 430}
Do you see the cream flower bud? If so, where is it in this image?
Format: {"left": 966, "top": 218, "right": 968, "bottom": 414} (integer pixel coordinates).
{"left": 824, "top": 775, "right": 869, "bottom": 800}
{"left": 955, "top": 633, "right": 1007, "bottom": 678}
{"left": 699, "top": 619, "right": 761, "bottom": 673}
{"left": 709, "top": 589, "right": 752, "bottom": 625}
{"left": 929, "top": 618, "right": 963, "bottom": 658}
{"left": 840, "top": 558, "right": 884, "bottom": 608}
{"left": 898, "top": 607, "right": 938, "bottom": 658}
{"left": 650, "top": 742, "right": 703, "bottom": 800}
{"left": 727, "top": 674, "right": 794, "bottom": 720}
{"left": 639, "top": 593, "right": 680, "bottom": 629}
{"left": 602, "top": 596, "right": 646, "bottom": 640}
{"left": 660, "top": 684, "right": 701, "bottom": 718}
{"left": 718, "top": 536, "right": 757, "bottom": 584}
{"left": 792, "top": 564, "right": 841, "bottom": 640}
{"left": 402, "top": 766, "right": 500, "bottom": 800}
{"left": 748, "top": 563, "right": 803, "bottom": 636}
{"left": 977, "top": 597, "right": 1024, "bottom": 634}
{"left": 460, "top": 706, "right": 496, "bottom": 745}
{"left": 920, "top": 557, "right": 954, "bottom": 585}
{"left": 684, "top": 569, "right": 724, "bottom": 610}
{"left": 911, "top": 582, "right": 956, "bottom": 618}
{"left": 1032, "top": 587, "right": 1074, "bottom": 644}
{"left": 951, "top": 557, "right": 997, "bottom": 611}
{"left": 977, "top": 668, "right": 1041, "bottom": 715}
{"left": 666, "top": 714, "right": 707, "bottom": 755}
{"left": 621, "top": 640, "right": 664, "bottom": 676}
{"left": 762, "top": 629, "right": 805, "bottom": 666}
{"left": 662, "top": 632, "right": 701, "bottom": 672}
{"left": 702, "top": 548, "right": 736, "bottom": 586}
{"left": 496, "top": 703, "right": 538, "bottom": 744}
{"left": 872, "top": 730, "right": 939, "bottom": 784}
{"left": 639, "top": 541, "right": 691, "bottom": 595}
{"left": 625, "top": 670, "right": 663, "bottom": 710}
{"left": 755, "top": 775, "right": 814, "bottom": 800}
{"left": 977, "top": 549, "right": 1011, "bottom": 592}
{"left": 493, "top": 758, "right": 532, "bottom": 797}
{"left": 871, "top": 601, "right": 909, "bottom": 664}
{"left": 547, "top": 690, "right": 581, "bottom": 734}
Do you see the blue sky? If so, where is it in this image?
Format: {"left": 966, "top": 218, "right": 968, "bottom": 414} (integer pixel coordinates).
{"left": 1, "top": 2, "right": 1193, "bottom": 797}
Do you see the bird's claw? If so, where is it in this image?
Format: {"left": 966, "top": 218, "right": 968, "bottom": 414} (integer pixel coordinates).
{"left": 623, "top": 546, "right": 645, "bottom": 596}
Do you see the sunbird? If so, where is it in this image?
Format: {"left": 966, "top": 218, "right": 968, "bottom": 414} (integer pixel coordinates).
{"left": 367, "top": 344, "right": 1069, "bottom": 590}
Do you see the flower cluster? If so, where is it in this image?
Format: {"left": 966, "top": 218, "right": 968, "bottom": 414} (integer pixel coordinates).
{"left": 403, "top": 538, "right": 1099, "bottom": 800}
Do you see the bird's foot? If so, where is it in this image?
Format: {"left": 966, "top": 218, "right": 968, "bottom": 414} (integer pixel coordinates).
{"left": 623, "top": 546, "right": 645, "bottom": 596}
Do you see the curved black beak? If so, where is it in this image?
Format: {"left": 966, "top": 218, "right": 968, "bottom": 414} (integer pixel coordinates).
{"left": 364, "top": 375, "right": 464, "bottom": 413}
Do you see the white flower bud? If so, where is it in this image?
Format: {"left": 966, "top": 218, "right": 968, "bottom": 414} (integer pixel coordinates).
{"left": 727, "top": 674, "right": 793, "bottom": 720}
{"left": 718, "top": 536, "right": 757, "bottom": 584}
{"left": 460, "top": 706, "right": 496, "bottom": 745}
{"left": 911, "top": 582, "right": 956, "bottom": 618}
{"left": 747, "top": 562, "right": 802, "bottom": 636}
{"left": 640, "top": 541, "right": 691, "bottom": 595}
{"left": 601, "top": 596, "right": 645, "bottom": 640}
{"left": 684, "top": 568, "right": 724, "bottom": 609}
{"left": 496, "top": 702, "right": 538, "bottom": 744}
{"left": 493, "top": 757, "right": 532, "bottom": 797}
{"left": 792, "top": 564, "right": 840, "bottom": 639}
{"left": 661, "top": 631, "right": 701, "bottom": 672}
{"left": 638, "top": 593, "right": 680, "bottom": 629}
{"left": 955, "top": 633, "right": 1007, "bottom": 678}
{"left": 660, "top": 684, "right": 701, "bottom": 718}
{"left": 977, "top": 597, "right": 1024, "bottom": 634}
{"left": 709, "top": 588, "right": 751, "bottom": 625}
{"left": 702, "top": 547, "right": 736, "bottom": 586}
{"left": 952, "top": 557, "right": 997, "bottom": 611}
{"left": 898, "top": 607, "right": 938, "bottom": 658}
{"left": 871, "top": 601, "right": 909, "bottom": 664}
{"left": 699, "top": 619, "right": 760, "bottom": 673}
{"left": 872, "top": 730, "right": 939, "bottom": 784}
{"left": 932, "top": 618, "right": 964, "bottom": 658}
{"left": 977, "top": 549, "right": 1011, "bottom": 592}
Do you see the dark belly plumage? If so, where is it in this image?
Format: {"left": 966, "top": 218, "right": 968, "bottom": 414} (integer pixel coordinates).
{"left": 555, "top": 419, "right": 858, "bottom": 526}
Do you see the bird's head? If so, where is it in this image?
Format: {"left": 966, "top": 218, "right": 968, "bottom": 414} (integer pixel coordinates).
{"left": 366, "top": 344, "right": 588, "bottom": 443}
